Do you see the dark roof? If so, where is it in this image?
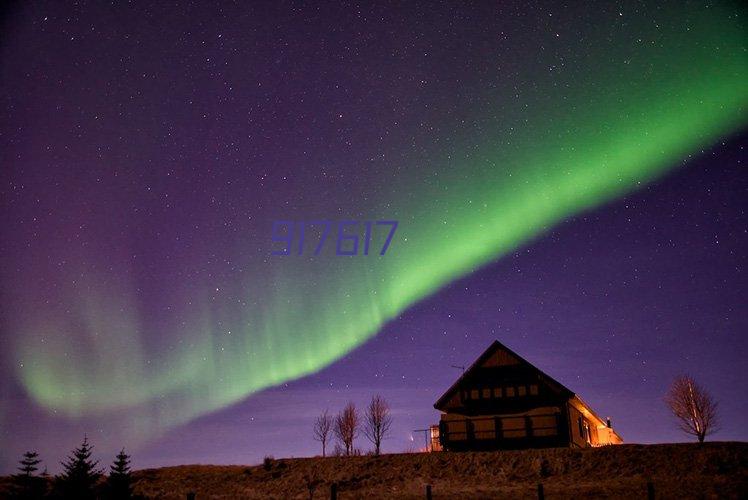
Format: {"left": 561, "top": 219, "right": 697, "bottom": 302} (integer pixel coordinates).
{"left": 433, "top": 340, "right": 575, "bottom": 410}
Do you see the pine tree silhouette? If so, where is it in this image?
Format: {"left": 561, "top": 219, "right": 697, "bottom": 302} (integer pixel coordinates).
{"left": 17, "top": 451, "right": 41, "bottom": 476}
{"left": 107, "top": 448, "right": 134, "bottom": 499}
{"left": 12, "top": 451, "right": 46, "bottom": 499}
{"left": 56, "top": 437, "right": 101, "bottom": 499}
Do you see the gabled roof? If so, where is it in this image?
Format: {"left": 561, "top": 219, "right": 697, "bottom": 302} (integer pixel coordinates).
{"left": 433, "top": 340, "right": 574, "bottom": 410}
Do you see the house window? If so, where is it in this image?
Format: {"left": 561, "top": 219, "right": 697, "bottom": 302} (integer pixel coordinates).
{"left": 584, "top": 421, "right": 592, "bottom": 444}
{"left": 518, "top": 386, "right": 527, "bottom": 396}
{"left": 578, "top": 417, "right": 584, "bottom": 437}
{"left": 506, "top": 387, "right": 515, "bottom": 397}
{"left": 493, "top": 387, "right": 502, "bottom": 398}
{"left": 482, "top": 388, "right": 491, "bottom": 399}
{"left": 471, "top": 389, "right": 479, "bottom": 400}
{"left": 529, "top": 384, "right": 539, "bottom": 395}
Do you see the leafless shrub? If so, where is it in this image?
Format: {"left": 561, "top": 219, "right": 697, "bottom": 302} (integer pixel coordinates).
{"left": 313, "top": 409, "right": 333, "bottom": 457}
{"left": 665, "top": 374, "right": 719, "bottom": 442}
{"left": 303, "top": 467, "right": 322, "bottom": 500}
{"left": 334, "top": 402, "right": 359, "bottom": 456}
{"left": 363, "top": 395, "right": 393, "bottom": 455}
{"left": 402, "top": 444, "right": 420, "bottom": 454}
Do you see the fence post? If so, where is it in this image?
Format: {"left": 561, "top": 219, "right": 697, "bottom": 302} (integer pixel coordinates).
{"left": 647, "top": 481, "right": 655, "bottom": 500}
{"left": 330, "top": 482, "right": 337, "bottom": 500}
{"left": 425, "top": 484, "right": 432, "bottom": 500}
{"left": 537, "top": 482, "right": 544, "bottom": 500}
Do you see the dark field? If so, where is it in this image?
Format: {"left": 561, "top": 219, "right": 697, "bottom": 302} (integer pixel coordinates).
{"left": 2, "top": 442, "right": 746, "bottom": 499}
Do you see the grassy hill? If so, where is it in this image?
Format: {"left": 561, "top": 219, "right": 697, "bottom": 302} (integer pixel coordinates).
{"left": 3, "top": 442, "right": 746, "bottom": 498}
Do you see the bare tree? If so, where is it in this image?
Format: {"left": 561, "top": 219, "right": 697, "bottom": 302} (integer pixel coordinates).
{"left": 665, "top": 375, "right": 719, "bottom": 443}
{"left": 363, "top": 394, "right": 393, "bottom": 455}
{"left": 334, "top": 402, "right": 359, "bottom": 456}
{"left": 313, "top": 409, "right": 333, "bottom": 457}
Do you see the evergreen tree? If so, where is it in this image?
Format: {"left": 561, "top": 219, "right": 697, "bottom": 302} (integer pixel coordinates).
{"left": 56, "top": 437, "right": 100, "bottom": 499}
{"left": 17, "top": 451, "right": 42, "bottom": 476}
{"left": 107, "top": 448, "right": 133, "bottom": 499}
{"left": 11, "top": 451, "right": 46, "bottom": 499}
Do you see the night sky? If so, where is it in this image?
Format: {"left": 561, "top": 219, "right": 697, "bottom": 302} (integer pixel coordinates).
{"left": 1, "top": 1, "right": 747, "bottom": 473}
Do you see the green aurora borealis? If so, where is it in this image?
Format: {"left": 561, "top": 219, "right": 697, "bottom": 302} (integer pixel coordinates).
{"left": 4, "top": 2, "right": 747, "bottom": 441}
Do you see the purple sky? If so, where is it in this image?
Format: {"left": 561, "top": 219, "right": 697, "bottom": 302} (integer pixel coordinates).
{"left": 2, "top": 132, "right": 745, "bottom": 472}
{"left": 1, "top": 1, "right": 746, "bottom": 474}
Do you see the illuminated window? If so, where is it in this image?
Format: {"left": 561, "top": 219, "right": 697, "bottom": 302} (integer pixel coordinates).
{"left": 529, "top": 384, "right": 539, "bottom": 395}
{"left": 493, "top": 387, "right": 502, "bottom": 398}
{"left": 506, "top": 387, "right": 515, "bottom": 397}
{"left": 518, "top": 386, "right": 527, "bottom": 396}
{"left": 482, "top": 388, "right": 491, "bottom": 399}
{"left": 584, "top": 421, "right": 591, "bottom": 444}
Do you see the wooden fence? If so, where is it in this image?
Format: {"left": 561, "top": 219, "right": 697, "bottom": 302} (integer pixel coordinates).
{"left": 185, "top": 479, "right": 658, "bottom": 499}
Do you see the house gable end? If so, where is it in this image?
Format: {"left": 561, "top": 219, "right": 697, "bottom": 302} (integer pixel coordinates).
{"left": 434, "top": 340, "right": 574, "bottom": 411}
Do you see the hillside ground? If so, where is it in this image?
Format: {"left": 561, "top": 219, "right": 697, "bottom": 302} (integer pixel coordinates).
{"left": 2, "top": 442, "right": 746, "bottom": 498}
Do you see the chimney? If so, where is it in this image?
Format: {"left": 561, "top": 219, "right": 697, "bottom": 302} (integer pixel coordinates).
{"left": 606, "top": 417, "right": 612, "bottom": 428}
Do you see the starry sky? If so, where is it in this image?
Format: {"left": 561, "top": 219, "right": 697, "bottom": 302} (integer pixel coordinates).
{"left": 1, "top": 1, "right": 747, "bottom": 473}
